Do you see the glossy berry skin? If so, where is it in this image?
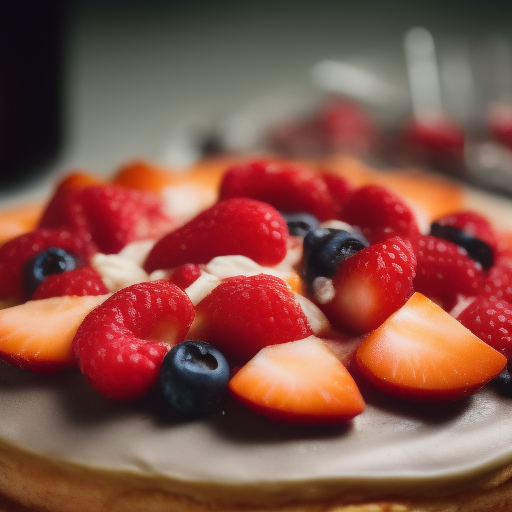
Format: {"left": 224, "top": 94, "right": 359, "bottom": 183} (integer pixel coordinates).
{"left": 23, "top": 247, "right": 79, "bottom": 298}
{"left": 160, "top": 340, "right": 230, "bottom": 416}
{"left": 302, "top": 228, "right": 369, "bottom": 293}
{"left": 430, "top": 223, "right": 494, "bottom": 269}
{"left": 281, "top": 211, "right": 320, "bottom": 237}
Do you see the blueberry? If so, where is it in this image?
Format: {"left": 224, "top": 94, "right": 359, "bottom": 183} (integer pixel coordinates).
{"left": 492, "top": 368, "right": 512, "bottom": 398}
{"left": 429, "top": 223, "right": 494, "bottom": 269}
{"left": 281, "top": 212, "right": 320, "bottom": 237}
{"left": 160, "top": 340, "right": 230, "bottom": 416}
{"left": 302, "top": 228, "right": 370, "bottom": 293}
{"left": 23, "top": 247, "right": 79, "bottom": 297}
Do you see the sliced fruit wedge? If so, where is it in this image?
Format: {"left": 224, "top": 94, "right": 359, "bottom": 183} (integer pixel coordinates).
{"left": 356, "top": 292, "right": 507, "bottom": 402}
{"left": 229, "top": 335, "right": 365, "bottom": 425}
{"left": 0, "top": 294, "right": 109, "bottom": 374}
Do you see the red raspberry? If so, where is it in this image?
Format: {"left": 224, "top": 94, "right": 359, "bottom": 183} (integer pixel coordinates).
{"left": 482, "top": 252, "right": 512, "bottom": 303}
{"left": 457, "top": 296, "right": 512, "bottom": 358}
{"left": 219, "top": 159, "right": 338, "bottom": 221}
{"left": 73, "top": 280, "right": 195, "bottom": 401}
{"left": 40, "top": 182, "right": 176, "bottom": 254}
{"left": 341, "top": 184, "right": 420, "bottom": 244}
{"left": 31, "top": 267, "right": 109, "bottom": 300}
{"left": 0, "top": 228, "right": 95, "bottom": 302}
{"left": 320, "top": 236, "right": 416, "bottom": 334}
{"left": 194, "top": 274, "right": 313, "bottom": 364}
{"left": 320, "top": 172, "right": 354, "bottom": 215}
{"left": 144, "top": 198, "right": 289, "bottom": 273}
{"left": 413, "top": 234, "right": 484, "bottom": 311}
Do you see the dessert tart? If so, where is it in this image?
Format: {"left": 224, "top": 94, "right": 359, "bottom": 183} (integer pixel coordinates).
{"left": 0, "top": 155, "right": 512, "bottom": 512}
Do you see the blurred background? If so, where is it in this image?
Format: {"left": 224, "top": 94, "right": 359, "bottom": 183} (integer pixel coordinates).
{"left": 1, "top": 0, "right": 512, "bottom": 192}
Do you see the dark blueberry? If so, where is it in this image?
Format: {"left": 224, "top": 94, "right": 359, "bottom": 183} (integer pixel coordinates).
{"left": 492, "top": 368, "right": 512, "bottom": 397}
{"left": 281, "top": 212, "right": 321, "bottom": 237}
{"left": 160, "top": 340, "right": 230, "bottom": 416}
{"left": 429, "top": 223, "right": 494, "bottom": 269}
{"left": 302, "top": 228, "right": 370, "bottom": 293}
{"left": 23, "top": 247, "right": 79, "bottom": 297}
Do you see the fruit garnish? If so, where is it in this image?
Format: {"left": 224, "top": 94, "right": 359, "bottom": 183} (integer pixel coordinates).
{"left": 356, "top": 292, "right": 507, "bottom": 402}
{"left": 113, "top": 159, "right": 177, "bottom": 193}
{"left": 320, "top": 172, "right": 354, "bottom": 215}
{"left": 229, "top": 335, "right": 365, "bottom": 425}
{"left": 302, "top": 227, "right": 369, "bottom": 294}
{"left": 23, "top": 247, "right": 80, "bottom": 298}
{"left": 456, "top": 296, "right": 512, "bottom": 358}
{"left": 40, "top": 181, "right": 176, "bottom": 254}
{"left": 281, "top": 211, "right": 321, "bottom": 237}
{"left": 193, "top": 274, "right": 313, "bottom": 364}
{"left": 31, "top": 267, "right": 109, "bottom": 301}
{"left": 168, "top": 263, "right": 202, "bottom": 289}
{"left": 0, "top": 228, "right": 95, "bottom": 302}
{"left": 219, "top": 159, "right": 338, "bottom": 221}
{"left": 73, "top": 281, "right": 194, "bottom": 401}
{"left": 481, "top": 252, "right": 512, "bottom": 303}
{"left": 0, "top": 294, "right": 108, "bottom": 373}
{"left": 413, "top": 234, "right": 484, "bottom": 311}
{"left": 144, "top": 198, "right": 289, "bottom": 273}
{"left": 160, "top": 340, "right": 230, "bottom": 415}
{"left": 319, "top": 236, "right": 416, "bottom": 334}
{"left": 0, "top": 203, "right": 43, "bottom": 247}
{"left": 341, "top": 184, "right": 420, "bottom": 244}
{"left": 430, "top": 211, "right": 497, "bottom": 269}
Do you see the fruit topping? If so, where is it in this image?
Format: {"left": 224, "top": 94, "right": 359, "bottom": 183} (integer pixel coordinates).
{"left": 218, "top": 159, "right": 338, "bottom": 221}
{"left": 413, "top": 235, "right": 484, "bottom": 311}
{"left": 456, "top": 297, "right": 512, "bottom": 358}
{"left": 160, "top": 340, "right": 230, "bottom": 416}
{"left": 356, "top": 292, "right": 507, "bottom": 402}
{"left": 319, "top": 236, "right": 416, "bottom": 334}
{"left": 341, "top": 184, "right": 420, "bottom": 244}
{"left": 482, "top": 252, "right": 512, "bottom": 303}
{"left": 229, "top": 335, "right": 365, "bottom": 425}
{"left": 31, "top": 267, "right": 109, "bottom": 301}
{"left": 281, "top": 211, "right": 320, "bottom": 237}
{"left": 0, "top": 294, "right": 108, "bottom": 373}
{"left": 302, "top": 227, "right": 369, "bottom": 293}
{"left": 193, "top": 274, "right": 313, "bottom": 364}
{"left": 0, "top": 228, "right": 95, "bottom": 302}
{"left": 144, "top": 198, "right": 289, "bottom": 273}
{"left": 23, "top": 247, "right": 80, "bottom": 298}
{"left": 73, "top": 281, "right": 195, "bottom": 401}
{"left": 168, "top": 263, "right": 202, "bottom": 289}
{"left": 40, "top": 181, "right": 176, "bottom": 254}
{"left": 430, "top": 211, "right": 497, "bottom": 269}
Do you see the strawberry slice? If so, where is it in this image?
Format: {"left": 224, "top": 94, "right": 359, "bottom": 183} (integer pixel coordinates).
{"left": 31, "top": 267, "right": 109, "bottom": 300}
{"left": 193, "top": 274, "right": 313, "bottom": 364}
{"left": 0, "top": 294, "right": 108, "bottom": 374}
{"left": 456, "top": 296, "right": 512, "bottom": 358}
{"left": 144, "top": 198, "right": 289, "bottom": 273}
{"left": 356, "top": 292, "right": 507, "bottom": 402}
{"left": 219, "top": 159, "right": 338, "bottom": 221}
{"left": 319, "top": 236, "right": 416, "bottom": 335}
{"left": 229, "top": 335, "right": 365, "bottom": 425}
{"left": 341, "top": 184, "right": 420, "bottom": 244}
{"left": 73, "top": 280, "right": 195, "bottom": 401}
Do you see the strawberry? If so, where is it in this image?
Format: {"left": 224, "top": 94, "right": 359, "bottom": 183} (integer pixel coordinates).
{"left": 341, "top": 184, "right": 420, "bottom": 244}
{"left": 0, "top": 228, "right": 95, "bottom": 302}
{"left": 31, "top": 267, "right": 109, "bottom": 300}
{"left": 144, "top": 198, "right": 289, "bottom": 273}
{"left": 430, "top": 211, "right": 498, "bottom": 269}
{"left": 168, "top": 263, "right": 202, "bottom": 289}
{"left": 193, "top": 274, "right": 313, "bottom": 363}
{"left": 40, "top": 181, "right": 176, "bottom": 255}
{"left": 218, "top": 159, "right": 338, "bottom": 221}
{"left": 0, "top": 294, "right": 108, "bottom": 373}
{"left": 356, "top": 292, "right": 506, "bottom": 402}
{"left": 413, "top": 234, "right": 484, "bottom": 311}
{"left": 456, "top": 297, "right": 512, "bottom": 358}
{"left": 319, "top": 236, "right": 416, "bottom": 335}
{"left": 73, "top": 280, "right": 195, "bottom": 401}
{"left": 229, "top": 336, "right": 365, "bottom": 425}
